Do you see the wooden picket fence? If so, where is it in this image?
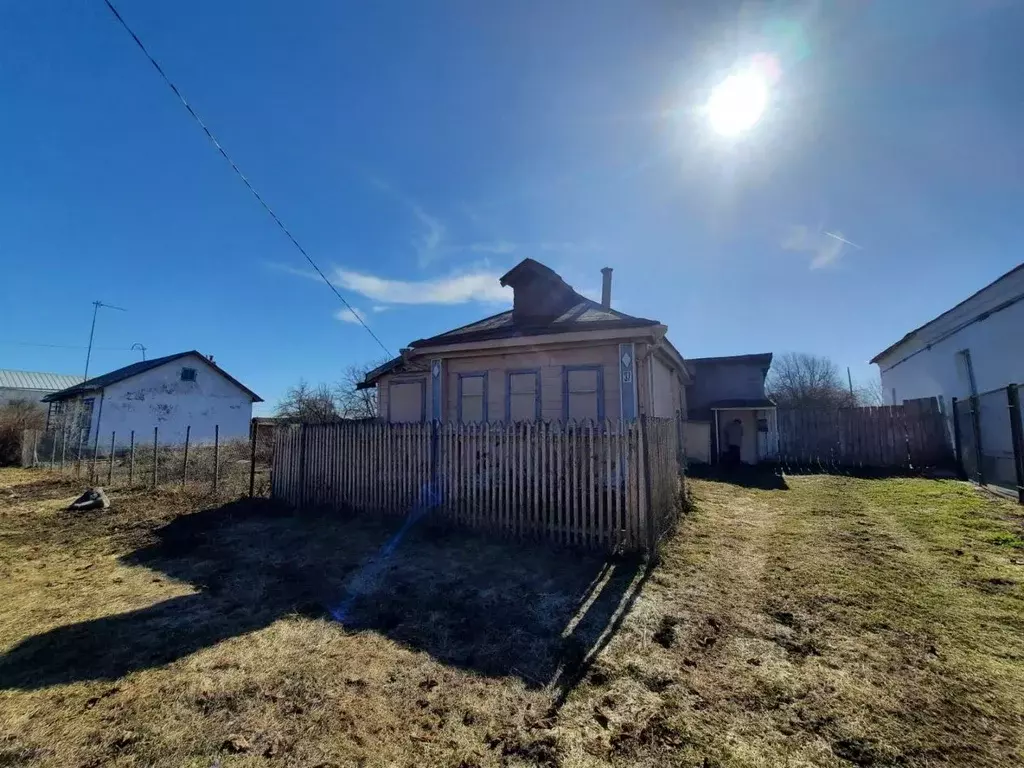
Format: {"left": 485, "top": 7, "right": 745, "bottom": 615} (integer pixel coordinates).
{"left": 272, "top": 418, "right": 682, "bottom": 552}
{"left": 776, "top": 397, "right": 952, "bottom": 468}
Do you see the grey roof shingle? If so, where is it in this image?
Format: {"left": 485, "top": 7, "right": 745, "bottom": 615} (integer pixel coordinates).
{"left": 0, "top": 370, "right": 83, "bottom": 392}
{"left": 409, "top": 299, "right": 659, "bottom": 349}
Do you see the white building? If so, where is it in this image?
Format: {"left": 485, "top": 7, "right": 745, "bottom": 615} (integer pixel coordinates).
{"left": 871, "top": 263, "right": 1024, "bottom": 409}
{"left": 43, "top": 351, "right": 262, "bottom": 447}
{"left": 0, "top": 370, "right": 83, "bottom": 407}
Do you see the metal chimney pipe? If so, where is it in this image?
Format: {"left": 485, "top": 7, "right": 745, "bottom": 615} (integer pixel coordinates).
{"left": 600, "top": 267, "right": 613, "bottom": 309}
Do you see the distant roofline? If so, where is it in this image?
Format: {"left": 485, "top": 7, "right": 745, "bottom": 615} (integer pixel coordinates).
{"left": 0, "top": 369, "right": 83, "bottom": 391}
{"left": 686, "top": 353, "right": 773, "bottom": 367}
{"left": 870, "top": 262, "right": 1024, "bottom": 364}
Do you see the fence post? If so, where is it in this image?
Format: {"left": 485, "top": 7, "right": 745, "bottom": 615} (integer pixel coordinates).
{"left": 49, "top": 433, "right": 56, "bottom": 470}
{"left": 640, "top": 414, "right": 656, "bottom": 558}
{"left": 91, "top": 425, "right": 101, "bottom": 484}
{"left": 76, "top": 428, "right": 85, "bottom": 478}
{"left": 299, "top": 424, "right": 308, "bottom": 508}
{"left": 107, "top": 432, "right": 115, "bottom": 486}
{"left": 213, "top": 424, "right": 220, "bottom": 495}
{"left": 248, "top": 419, "right": 258, "bottom": 498}
{"left": 60, "top": 430, "right": 66, "bottom": 473}
{"left": 129, "top": 430, "right": 135, "bottom": 487}
{"left": 969, "top": 395, "right": 984, "bottom": 485}
{"left": 182, "top": 425, "right": 191, "bottom": 488}
{"left": 1007, "top": 385, "right": 1024, "bottom": 505}
{"left": 152, "top": 426, "right": 159, "bottom": 488}
{"left": 951, "top": 397, "right": 963, "bottom": 475}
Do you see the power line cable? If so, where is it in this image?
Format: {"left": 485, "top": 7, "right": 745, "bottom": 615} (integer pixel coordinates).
{"left": 1, "top": 341, "right": 133, "bottom": 351}
{"left": 100, "top": 0, "right": 392, "bottom": 357}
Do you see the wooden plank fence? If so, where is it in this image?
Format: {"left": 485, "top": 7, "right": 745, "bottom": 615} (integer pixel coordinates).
{"left": 776, "top": 397, "right": 951, "bottom": 468}
{"left": 272, "top": 418, "right": 682, "bottom": 553}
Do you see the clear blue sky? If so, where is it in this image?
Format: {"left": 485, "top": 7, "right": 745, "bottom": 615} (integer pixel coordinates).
{"left": 2, "top": 1, "right": 1022, "bottom": 414}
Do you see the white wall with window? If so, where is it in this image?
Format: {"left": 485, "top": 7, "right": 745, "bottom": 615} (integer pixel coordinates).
{"left": 58, "top": 354, "right": 257, "bottom": 446}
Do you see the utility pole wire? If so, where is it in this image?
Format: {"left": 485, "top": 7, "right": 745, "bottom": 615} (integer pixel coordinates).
{"left": 84, "top": 300, "right": 127, "bottom": 380}
{"left": 101, "top": 0, "right": 392, "bottom": 358}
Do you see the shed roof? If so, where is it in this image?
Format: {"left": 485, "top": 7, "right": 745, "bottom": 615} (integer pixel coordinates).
{"left": 686, "top": 353, "right": 774, "bottom": 367}
{"left": 42, "top": 351, "right": 263, "bottom": 402}
{"left": 0, "top": 369, "right": 83, "bottom": 392}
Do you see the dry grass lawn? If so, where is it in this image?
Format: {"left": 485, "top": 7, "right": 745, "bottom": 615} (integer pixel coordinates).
{"left": 1, "top": 466, "right": 1022, "bottom": 767}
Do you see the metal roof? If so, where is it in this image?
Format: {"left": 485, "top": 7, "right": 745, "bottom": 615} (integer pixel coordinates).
{"left": 42, "top": 351, "right": 263, "bottom": 402}
{"left": 0, "top": 369, "right": 83, "bottom": 392}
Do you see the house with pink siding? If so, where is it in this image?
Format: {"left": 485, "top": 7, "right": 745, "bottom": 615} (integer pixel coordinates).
{"left": 358, "top": 259, "right": 691, "bottom": 425}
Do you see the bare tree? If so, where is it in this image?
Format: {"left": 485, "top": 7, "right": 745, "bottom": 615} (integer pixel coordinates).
{"left": 766, "top": 352, "right": 856, "bottom": 409}
{"left": 336, "top": 363, "right": 382, "bottom": 419}
{"left": 855, "top": 377, "right": 887, "bottom": 407}
{"left": 275, "top": 358, "right": 388, "bottom": 423}
{"left": 275, "top": 380, "right": 342, "bottom": 423}
{"left": 0, "top": 399, "right": 46, "bottom": 465}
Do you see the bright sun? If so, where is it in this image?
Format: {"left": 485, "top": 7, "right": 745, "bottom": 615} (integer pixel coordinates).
{"left": 706, "top": 69, "right": 769, "bottom": 137}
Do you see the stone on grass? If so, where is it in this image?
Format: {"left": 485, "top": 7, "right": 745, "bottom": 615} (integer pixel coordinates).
{"left": 68, "top": 488, "right": 110, "bottom": 512}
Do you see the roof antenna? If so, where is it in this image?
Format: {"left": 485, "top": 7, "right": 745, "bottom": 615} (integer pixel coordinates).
{"left": 131, "top": 342, "right": 147, "bottom": 361}
{"left": 84, "top": 300, "right": 127, "bottom": 380}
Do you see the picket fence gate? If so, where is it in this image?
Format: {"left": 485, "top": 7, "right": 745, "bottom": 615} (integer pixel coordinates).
{"left": 272, "top": 418, "right": 682, "bottom": 553}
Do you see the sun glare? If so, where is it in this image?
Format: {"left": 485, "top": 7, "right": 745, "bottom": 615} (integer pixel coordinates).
{"left": 706, "top": 69, "right": 769, "bottom": 137}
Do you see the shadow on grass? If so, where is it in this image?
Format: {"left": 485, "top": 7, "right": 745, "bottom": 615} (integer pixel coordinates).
{"left": 688, "top": 463, "right": 790, "bottom": 490}
{"left": 0, "top": 497, "right": 646, "bottom": 695}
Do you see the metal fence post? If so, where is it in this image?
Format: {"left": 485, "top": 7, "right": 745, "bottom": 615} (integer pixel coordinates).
{"left": 107, "top": 432, "right": 115, "bottom": 486}
{"left": 182, "top": 425, "right": 191, "bottom": 488}
{"left": 152, "top": 426, "right": 159, "bottom": 488}
{"left": 213, "top": 424, "right": 220, "bottom": 495}
{"left": 1007, "top": 385, "right": 1024, "bottom": 505}
{"left": 91, "top": 426, "right": 101, "bottom": 484}
{"left": 76, "top": 428, "right": 84, "bottom": 478}
{"left": 951, "top": 397, "right": 963, "bottom": 474}
{"left": 970, "top": 395, "right": 984, "bottom": 485}
{"left": 248, "top": 419, "right": 258, "bottom": 498}
{"left": 129, "top": 430, "right": 135, "bottom": 487}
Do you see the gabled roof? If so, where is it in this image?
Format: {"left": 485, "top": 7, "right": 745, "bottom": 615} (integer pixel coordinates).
{"left": 43, "top": 351, "right": 262, "bottom": 402}
{"left": 0, "top": 369, "right": 82, "bottom": 392}
{"left": 409, "top": 299, "right": 659, "bottom": 348}
{"left": 359, "top": 258, "right": 671, "bottom": 389}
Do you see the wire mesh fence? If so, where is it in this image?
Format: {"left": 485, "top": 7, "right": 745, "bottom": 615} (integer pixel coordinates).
{"left": 19, "top": 420, "right": 279, "bottom": 498}
{"left": 953, "top": 384, "right": 1024, "bottom": 503}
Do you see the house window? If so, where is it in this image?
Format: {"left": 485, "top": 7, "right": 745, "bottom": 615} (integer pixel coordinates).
{"left": 458, "top": 373, "right": 488, "bottom": 423}
{"left": 79, "top": 397, "right": 95, "bottom": 440}
{"left": 180, "top": 367, "right": 197, "bottom": 382}
{"left": 506, "top": 370, "right": 540, "bottom": 422}
{"left": 563, "top": 366, "right": 604, "bottom": 422}
{"left": 389, "top": 379, "right": 425, "bottom": 423}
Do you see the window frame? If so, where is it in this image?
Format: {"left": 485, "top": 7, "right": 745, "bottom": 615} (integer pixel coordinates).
{"left": 386, "top": 376, "right": 427, "bottom": 423}
{"left": 457, "top": 371, "right": 489, "bottom": 423}
{"left": 505, "top": 368, "right": 541, "bottom": 422}
{"left": 562, "top": 364, "right": 605, "bottom": 422}
{"left": 180, "top": 367, "right": 197, "bottom": 382}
